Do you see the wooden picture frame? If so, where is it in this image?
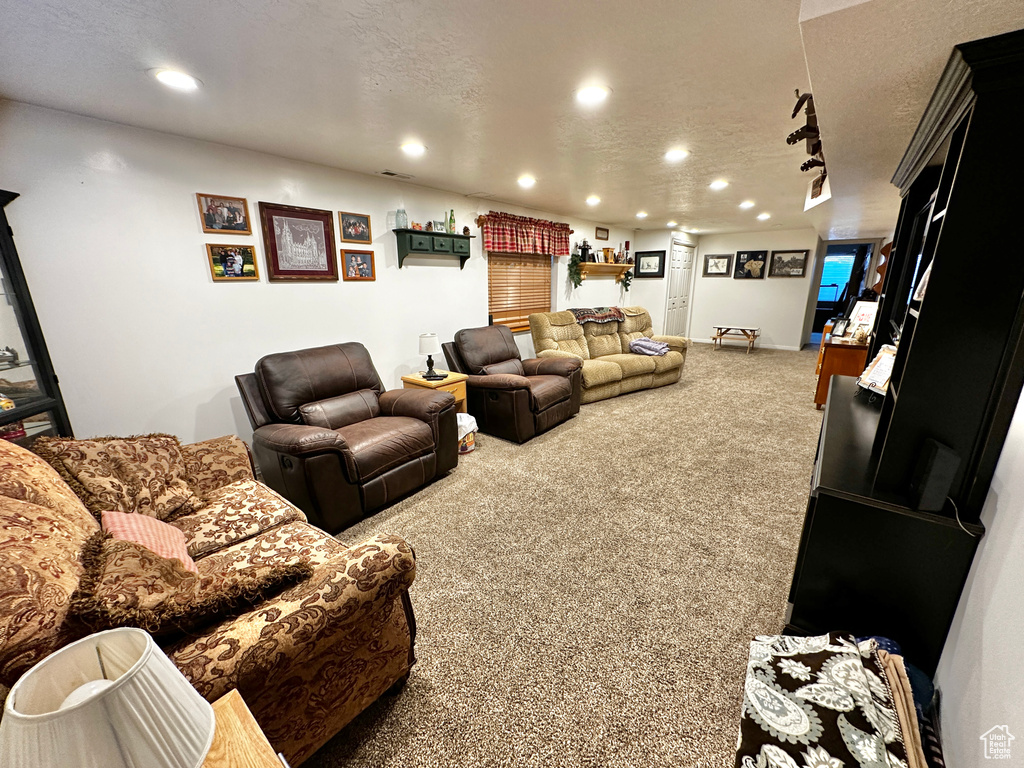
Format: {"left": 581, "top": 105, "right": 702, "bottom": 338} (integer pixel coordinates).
{"left": 342, "top": 249, "right": 375, "bottom": 281}
{"left": 206, "top": 244, "right": 259, "bottom": 281}
{"left": 634, "top": 250, "right": 666, "bottom": 279}
{"left": 196, "top": 194, "right": 251, "bottom": 235}
{"left": 258, "top": 202, "right": 338, "bottom": 281}
{"left": 595, "top": 227, "right": 610, "bottom": 241}
{"left": 769, "top": 249, "right": 810, "bottom": 278}
{"left": 703, "top": 254, "right": 733, "bottom": 277}
{"left": 339, "top": 211, "right": 372, "bottom": 244}
{"left": 733, "top": 250, "right": 768, "bottom": 279}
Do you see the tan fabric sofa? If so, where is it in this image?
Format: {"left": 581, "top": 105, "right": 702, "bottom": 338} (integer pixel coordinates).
{"left": 0, "top": 436, "right": 415, "bottom": 766}
{"left": 529, "top": 307, "right": 688, "bottom": 403}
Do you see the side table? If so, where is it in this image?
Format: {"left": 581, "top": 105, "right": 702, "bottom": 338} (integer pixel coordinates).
{"left": 814, "top": 335, "right": 869, "bottom": 409}
{"left": 202, "top": 689, "right": 285, "bottom": 768}
{"left": 401, "top": 370, "right": 468, "bottom": 413}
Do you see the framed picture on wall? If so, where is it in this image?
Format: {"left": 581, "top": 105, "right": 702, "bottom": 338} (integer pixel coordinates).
{"left": 768, "top": 249, "right": 810, "bottom": 277}
{"left": 206, "top": 244, "right": 259, "bottom": 281}
{"left": 339, "top": 211, "right": 372, "bottom": 244}
{"left": 634, "top": 250, "right": 666, "bottom": 278}
{"left": 196, "top": 194, "right": 251, "bottom": 235}
{"left": 342, "top": 249, "right": 375, "bottom": 281}
{"left": 703, "top": 254, "right": 733, "bottom": 277}
{"left": 734, "top": 250, "right": 768, "bottom": 279}
{"left": 595, "top": 227, "right": 609, "bottom": 241}
{"left": 258, "top": 202, "right": 338, "bottom": 281}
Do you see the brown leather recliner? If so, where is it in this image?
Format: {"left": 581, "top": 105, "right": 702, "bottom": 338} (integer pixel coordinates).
{"left": 235, "top": 342, "right": 459, "bottom": 533}
{"left": 442, "top": 325, "right": 582, "bottom": 444}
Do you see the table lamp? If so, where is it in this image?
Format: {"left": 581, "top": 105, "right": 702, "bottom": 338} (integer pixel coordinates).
{"left": 418, "top": 333, "right": 447, "bottom": 381}
{"left": 0, "top": 627, "right": 216, "bottom": 768}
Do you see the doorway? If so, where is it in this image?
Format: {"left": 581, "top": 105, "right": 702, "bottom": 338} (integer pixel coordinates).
{"left": 810, "top": 241, "right": 876, "bottom": 345}
{"left": 664, "top": 240, "right": 694, "bottom": 336}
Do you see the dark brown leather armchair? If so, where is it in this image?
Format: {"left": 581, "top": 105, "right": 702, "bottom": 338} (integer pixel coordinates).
{"left": 235, "top": 342, "right": 458, "bottom": 533}
{"left": 442, "top": 325, "right": 582, "bottom": 443}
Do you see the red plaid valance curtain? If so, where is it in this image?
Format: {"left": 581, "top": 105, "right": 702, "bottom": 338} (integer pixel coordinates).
{"left": 474, "top": 211, "right": 573, "bottom": 257}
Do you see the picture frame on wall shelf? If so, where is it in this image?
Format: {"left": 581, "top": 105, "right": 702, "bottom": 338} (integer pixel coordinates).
{"left": 342, "top": 249, "right": 375, "bottom": 281}
{"left": 634, "top": 250, "right": 666, "bottom": 279}
{"left": 768, "top": 249, "right": 810, "bottom": 278}
{"left": 431, "top": 219, "right": 448, "bottom": 233}
{"left": 339, "top": 211, "right": 372, "bottom": 244}
{"left": 595, "top": 227, "right": 609, "bottom": 241}
{"left": 196, "top": 193, "right": 251, "bottom": 235}
{"left": 703, "top": 253, "right": 733, "bottom": 277}
{"left": 206, "top": 244, "right": 259, "bottom": 281}
{"left": 733, "top": 250, "right": 768, "bottom": 279}
{"left": 258, "top": 202, "right": 338, "bottom": 281}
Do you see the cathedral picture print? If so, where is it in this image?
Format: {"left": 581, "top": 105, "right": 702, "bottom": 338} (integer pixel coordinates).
{"left": 258, "top": 201, "right": 338, "bottom": 281}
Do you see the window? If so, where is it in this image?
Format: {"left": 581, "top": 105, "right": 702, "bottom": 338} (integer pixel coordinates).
{"left": 488, "top": 252, "right": 551, "bottom": 332}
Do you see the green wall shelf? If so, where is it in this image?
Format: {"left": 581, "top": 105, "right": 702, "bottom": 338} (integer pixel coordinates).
{"left": 393, "top": 228, "right": 474, "bottom": 269}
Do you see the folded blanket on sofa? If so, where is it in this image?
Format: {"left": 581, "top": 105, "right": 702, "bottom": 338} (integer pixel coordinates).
{"left": 569, "top": 307, "right": 624, "bottom": 324}
{"left": 629, "top": 338, "right": 669, "bottom": 356}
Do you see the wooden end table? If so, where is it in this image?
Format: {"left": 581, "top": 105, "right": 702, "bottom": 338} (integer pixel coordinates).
{"left": 203, "top": 689, "right": 285, "bottom": 767}
{"left": 814, "top": 335, "right": 869, "bottom": 409}
{"left": 711, "top": 325, "right": 760, "bottom": 354}
{"left": 400, "top": 370, "right": 468, "bottom": 413}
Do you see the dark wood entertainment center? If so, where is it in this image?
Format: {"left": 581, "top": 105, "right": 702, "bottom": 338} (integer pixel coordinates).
{"left": 786, "top": 28, "right": 1024, "bottom": 674}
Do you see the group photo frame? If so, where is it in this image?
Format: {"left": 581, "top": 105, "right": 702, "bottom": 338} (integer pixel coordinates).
{"left": 206, "top": 244, "right": 259, "bottom": 281}
{"left": 342, "top": 249, "right": 376, "bottom": 281}
{"left": 196, "top": 193, "right": 251, "bottom": 235}
{"left": 339, "top": 211, "right": 372, "bottom": 244}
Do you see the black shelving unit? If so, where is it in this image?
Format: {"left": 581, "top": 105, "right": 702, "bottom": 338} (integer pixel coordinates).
{"left": 0, "top": 190, "right": 72, "bottom": 447}
{"left": 787, "top": 29, "right": 1024, "bottom": 674}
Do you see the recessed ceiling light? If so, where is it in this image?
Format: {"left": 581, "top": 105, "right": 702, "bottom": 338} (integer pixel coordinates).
{"left": 586, "top": 195, "right": 601, "bottom": 206}
{"left": 687, "top": 228, "right": 700, "bottom": 233}
{"left": 709, "top": 179, "right": 729, "bottom": 191}
{"left": 664, "top": 149, "right": 690, "bottom": 162}
{"left": 667, "top": 220, "right": 678, "bottom": 227}
{"left": 739, "top": 200, "right": 755, "bottom": 209}
{"left": 518, "top": 175, "right": 536, "bottom": 188}
{"left": 401, "top": 142, "right": 426, "bottom": 157}
{"left": 576, "top": 85, "right": 610, "bottom": 106}
{"left": 150, "top": 69, "right": 201, "bottom": 91}
{"left": 757, "top": 212, "right": 771, "bottom": 221}
{"left": 636, "top": 211, "right": 648, "bottom": 219}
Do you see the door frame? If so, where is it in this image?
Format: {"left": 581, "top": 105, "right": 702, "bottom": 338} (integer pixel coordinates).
{"left": 664, "top": 238, "right": 696, "bottom": 337}
{"left": 801, "top": 236, "right": 884, "bottom": 347}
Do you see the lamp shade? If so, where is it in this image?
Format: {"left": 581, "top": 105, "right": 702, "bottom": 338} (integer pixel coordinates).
{"left": 0, "top": 627, "right": 215, "bottom": 768}
{"left": 418, "top": 333, "right": 442, "bottom": 356}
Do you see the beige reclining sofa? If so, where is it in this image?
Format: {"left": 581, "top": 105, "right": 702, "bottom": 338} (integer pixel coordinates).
{"left": 529, "top": 306, "right": 688, "bottom": 403}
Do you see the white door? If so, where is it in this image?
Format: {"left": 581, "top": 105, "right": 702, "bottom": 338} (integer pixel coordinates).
{"left": 664, "top": 241, "right": 694, "bottom": 336}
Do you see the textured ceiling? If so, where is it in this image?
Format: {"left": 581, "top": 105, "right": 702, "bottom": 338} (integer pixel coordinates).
{"left": 0, "top": 0, "right": 1020, "bottom": 237}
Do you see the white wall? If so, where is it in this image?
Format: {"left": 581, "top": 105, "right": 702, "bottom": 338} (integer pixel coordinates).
{"left": 934, "top": 391, "right": 1024, "bottom": 766}
{"left": 0, "top": 101, "right": 630, "bottom": 443}
{"left": 692, "top": 229, "right": 821, "bottom": 350}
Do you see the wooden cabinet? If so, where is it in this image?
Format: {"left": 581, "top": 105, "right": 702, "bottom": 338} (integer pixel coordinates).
{"left": 393, "top": 228, "right": 474, "bottom": 269}
{"left": 401, "top": 370, "right": 468, "bottom": 413}
{"left": 202, "top": 689, "right": 284, "bottom": 768}
{"left": 788, "top": 29, "right": 1024, "bottom": 674}
{"left": 814, "top": 337, "right": 868, "bottom": 409}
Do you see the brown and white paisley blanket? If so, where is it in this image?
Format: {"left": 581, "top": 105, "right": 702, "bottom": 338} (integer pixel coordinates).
{"left": 568, "top": 307, "right": 624, "bottom": 324}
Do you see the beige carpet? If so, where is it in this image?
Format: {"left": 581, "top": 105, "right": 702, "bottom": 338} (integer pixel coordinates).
{"left": 306, "top": 342, "right": 823, "bottom": 768}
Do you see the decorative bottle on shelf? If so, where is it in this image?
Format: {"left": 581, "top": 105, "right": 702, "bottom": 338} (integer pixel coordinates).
{"left": 396, "top": 208, "right": 408, "bottom": 229}
{"left": 448, "top": 209, "right": 455, "bottom": 234}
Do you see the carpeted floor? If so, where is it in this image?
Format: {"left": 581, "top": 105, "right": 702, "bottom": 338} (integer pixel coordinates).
{"left": 306, "top": 342, "right": 823, "bottom": 768}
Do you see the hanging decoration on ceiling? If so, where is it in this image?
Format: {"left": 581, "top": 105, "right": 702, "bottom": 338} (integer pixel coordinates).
{"left": 474, "top": 211, "right": 573, "bottom": 257}
{"left": 787, "top": 90, "right": 827, "bottom": 199}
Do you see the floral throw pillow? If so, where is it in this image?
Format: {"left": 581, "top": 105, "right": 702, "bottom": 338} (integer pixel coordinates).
{"left": 69, "top": 532, "right": 313, "bottom": 637}
{"left": 735, "top": 632, "right": 910, "bottom": 768}
{"left": 34, "top": 434, "right": 200, "bottom": 520}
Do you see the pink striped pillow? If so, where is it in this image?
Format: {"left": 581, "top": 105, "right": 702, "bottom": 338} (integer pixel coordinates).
{"left": 100, "top": 509, "right": 198, "bottom": 572}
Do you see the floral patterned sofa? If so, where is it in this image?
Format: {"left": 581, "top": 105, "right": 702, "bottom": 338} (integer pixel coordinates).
{"left": 0, "top": 435, "right": 416, "bottom": 766}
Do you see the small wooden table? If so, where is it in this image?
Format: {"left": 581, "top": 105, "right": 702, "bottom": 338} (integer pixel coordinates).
{"left": 401, "top": 369, "right": 468, "bottom": 413}
{"left": 711, "top": 325, "right": 760, "bottom": 354}
{"left": 203, "top": 689, "right": 284, "bottom": 768}
{"left": 815, "top": 335, "right": 869, "bottom": 409}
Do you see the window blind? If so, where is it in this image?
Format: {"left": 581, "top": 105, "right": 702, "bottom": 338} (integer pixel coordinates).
{"left": 488, "top": 252, "right": 552, "bottom": 332}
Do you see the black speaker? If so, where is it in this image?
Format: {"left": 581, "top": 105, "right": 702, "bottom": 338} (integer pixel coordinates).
{"left": 909, "top": 438, "right": 960, "bottom": 512}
